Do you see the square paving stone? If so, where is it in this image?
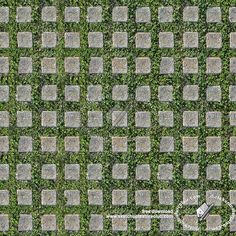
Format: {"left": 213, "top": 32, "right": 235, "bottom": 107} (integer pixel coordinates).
{"left": 0, "top": 136, "right": 9, "bottom": 153}
{"left": 87, "top": 7, "right": 102, "bottom": 23}
{"left": 0, "top": 190, "right": 9, "bottom": 205}
{"left": 160, "top": 215, "right": 174, "bottom": 231}
{"left": 136, "top": 57, "right": 151, "bottom": 74}
{"left": 206, "top": 164, "right": 221, "bottom": 180}
{"left": 17, "top": 189, "right": 32, "bottom": 205}
{"left": 158, "top": 85, "right": 173, "bottom": 101}
{"left": 112, "top": 218, "right": 127, "bottom": 231}
{"left": 112, "top": 164, "right": 128, "bottom": 179}
{"left": 0, "top": 7, "right": 9, "bottom": 23}
{"left": 136, "top": 164, "right": 150, "bottom": 180}
{"left": 230, "top": 137, "right": 236, "bottom": 152}
{"left": 206, "top": 190, "right": 222, "bottom": 206}
{"left": 183, "top": 57, "right": 198, "bottom": 74}
{"left": 207, "top": 7, "right": 221, "bottom": 23}
{"left": 112, "top": 111, "right": 127, "bottom": 127}
{"left": 42, "top": 6, "right": 57, "bottom": 22}
{"left": 230, "top": 85, "right": 236, "bottom": 102}
{"left": 65, "top": 7, "right": 80, "bottom": 22}
{"left": 183, "top": 111, "right": 198, "bottom": 127}
{"left": 89, "top": 215, "right": 103, "bottom": 231}
{"left": 206, "top": 57, "right": 222, "bottom": 74}
{"left": 18, "top": 136, "right": 33, "bottom": 152}
{"left": 160, "top": 136, "right": 174, "bottom": 153}
{"left": 230, "top": 33, "right": 236, "bottom": 48}
{"left": 112, "top": 6, "right": 128, "bottom": 22}
{"left": 64, "top": 190, "right": 80, "bottom": 206}
{"left": 206, "top": 33, "right": 222, "bottom": 48}
{"left": 89, "top": 57, "right": 103, "bottom": 74}
{"left": 112, "top": 32, "right": 128, "bottom": 48}
{"left": 41, "top": 190, "right": 56, "bottom": 205}
{"left": 18, "top": 214, "right": 32, "bottom": 231}
{"left": 112, "top": 85, "right": 128, "bottom": 101}
{"left": 230, "top": 190, "right": 236, "bottom": 205}
{"left": 159, "top": 32, "right": 174, "bottom": 48}
{"left": 18, "top": 136, "right": 32, "bottom": 153}
{"left": 160, "top": 57, "right": 174, "bottom": 74}
{"left": 183, "top": 190, "right": 198, "bottom": 205}
{"left": 159, "top": 189, "right": 173, "bottom": 205}
{"left": 112, "top": 137, "right": 127, "bottom": 152}
{"left": 158, "top": 164, "right": 173, "bottom": 180}
{"left": 182, "top": 137, "right": 198, "bottom": 152}
{"left": 183, "top": 85, "right": 199, "bottom": 101}
{"left": 42, "top": 85, "right": 57, "bottom": 101}
{"left": 136, "top": 7, "right": 151, "bottom": 23}
{"left": 183, "top": 215, "right": 198, "bottom": 231}
{"left": 64, "top": 57, "right": 80, "bottom": 74}
{"left": 136, "top": 32, "right": 151, "bottom": 48}
{"left": 230, "top": 7, "right": 236, "bottom": 22}
{"left": 136, "top": 86, "right": 150, "bottom": 102}
{"left": 135, "top": 217, "right": 151, "bottom": 231}
{"left": 135, "top": 111, "right": 151, "bottom": 128}
{"left": 0, "top": 57, "right": 9, "bottom": 74}
{"left": 0, "top": 86, "right": 9, "bottom": 102}
{"left": 206, "top": 215, "right": 221, "bottom": 231}
{"left": 65, "top": 85, "right": 80, "bottom": 101}
{"left": 0, "top": 111, "right": 9, "bottom": 127}
{"left": 87, "top": 164, "right": 102, "bottom": 180}
{"left": 229, "top": 164, "right": 236, "bottom": 180}
{"left": 183, "top": 6, "right": 199, "bottom": 22}
{"left": 65, "top": 112, "right": 80, "bottom": 128}
{"left": 230, "top": 112, "right": 236, "bottom": 126}
{"left": 89, "top": 136, "right": 103, "bottom": 152}
{"left": 112, "top": 190, "right": 127, "bottom": 205}
{"left": 65, "top": 164, "right": 80, "bottom": 180}
{"left": 88, "top": 189, "right": 103, "bottom": 205}
{"left": 87, "top": 85, "right": 102, "bottom": 101}
{"left": 0, "top": 164, "right": 9, "bottom": 180}
{"left": 64, "top": 137, "right": 80, "bottom": 152}
{"left": 41, "top": 58, "right": 57, "bottom": 74}
{"left": 183, "top": 164, "right": 199, "bottom": 179}
{"left": 0, "top": 215, "right": 9, "bottom": 232}
{"left": 42, "top": 164, "right": 56, "bottom": 180}
{"left": 206, "top": 112, "right": 222, "bottom": 127}
{"left": 16, "top": 164, "right": 31, "bottom": 180}
{"left": 206, "top": 136, "right": 221, "bottom": 153}
{"left": 230, "top": 216, "right": 236, "bottom": 232}
{"left": 0, "top": 32, "right": 9, "bottom": 48}
{"left": 41, "top": 111, "right": 57, "bottom": 127}
{"left": 41, "top": 137, "right": 57, "bottom": 152}
{"left": 17, "top": 32, "right": 32, "bottom": 48}
{"left": 65, "top": 32, "right": 80, "bottom": 48}
{"left": 41, "top": 215, "right": 57, "bottom": 231}
{"left": 158, "top": 7, "right": 173, "bottom": 23}
{"left": 64, "top": 215, "right": 80, "bottom": 231}
{"left": 16, "top": 85, "right": 31, "bottom": 102}
{"left": 16, "top": 7, "right": 31, "bottom": 22}
{"left": 87, "top": 111, "right": 103, "bottom": 127}
{"left": 88, "top": 32, "right": 103, "bottom": 48}
{"left": 159, "top": 111, "right": 173, "bottom": 127}
{"left": 42, "top": 32, "right": 57, "bottom": 48}
{"left": 183, "top": 32, "right": 198, "bottom": 48}
{"left": 17, "top": 111, "right": 32, "bottom": 127}
{"left": 135, "top": 190, "right": 151, "bottom": 206}
{"left": 135, "top": 136, "right": 151, "bottom": 153}
{"left": 206, "top": 86, "right": 221, "bottom": 102}
{"left": 112, "top": 57, "right": 127, "bottom": 74}
{"left": 230, "top": 58, "right": 236, "bottom": 73}
{"left": 18, "top": 57, "right": 32, "bottom": 74}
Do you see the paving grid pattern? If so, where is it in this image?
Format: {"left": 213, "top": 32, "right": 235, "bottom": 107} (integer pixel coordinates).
{"left": 1, "top": 0, "right": 236, "bottom": 234}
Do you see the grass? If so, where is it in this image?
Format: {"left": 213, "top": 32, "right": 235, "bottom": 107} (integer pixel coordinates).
{"left": 0, "top": 0, "right": 236, "bottom": 235}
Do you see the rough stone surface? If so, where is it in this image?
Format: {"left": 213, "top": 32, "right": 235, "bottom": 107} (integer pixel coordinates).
{"left": 65, "top": 164, "right": 80, "bottom": 180}
{"left": 112, "top": 164, "right": 128, "bottom": 179}
{"left": 160, "top": 136, "right": 174, "bottom": 153}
